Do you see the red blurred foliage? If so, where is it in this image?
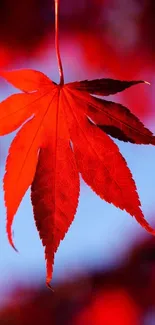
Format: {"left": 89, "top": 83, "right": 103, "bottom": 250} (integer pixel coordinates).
{"left": 0, "top": 0, "right": 52, "bottom": 55}
{"left": 1, "top": 237, "right": 155, "bottom": 324}
{"left": 75, "top": 289, "right": 140, "bottom": 325}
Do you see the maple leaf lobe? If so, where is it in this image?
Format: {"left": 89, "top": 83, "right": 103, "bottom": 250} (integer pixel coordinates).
{"left": 67, "top": 78, "right": 146, "bottom": 96}
{"left": 0, "top": 69, "right": 55, "bottom": 92}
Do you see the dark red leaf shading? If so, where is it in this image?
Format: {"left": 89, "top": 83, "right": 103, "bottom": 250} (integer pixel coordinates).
{"left": 97, "top": 125, "right": 136, "bottom": 143}
{"left": 66, "top": 88, "right": 155, "bottom": 145}
{"left": 67, "top": 79, "right": 148, "bottom": 96}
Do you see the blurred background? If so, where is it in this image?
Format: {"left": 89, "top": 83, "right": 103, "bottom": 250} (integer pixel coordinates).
{"left": 0, "top": 0, "right": 155, "bottom": 324}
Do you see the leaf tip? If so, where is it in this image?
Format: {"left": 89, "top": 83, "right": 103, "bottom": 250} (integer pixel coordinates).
{"left": 46, "top": 280, "right": 54, "bottom": 292}
{"left": 11, "top": 243, "right": 19, "bottom": 253}
{"left": 135, "top": 209, "right": 155, "bottom": 236}
{"left": 7, "top": 226, "right": 19, "bottom": 252}
{"left": 144, "top": 80, "right": 151, "bottom": 86}
{"left": 9, "top": 237, "right": 19, "bottom": 253}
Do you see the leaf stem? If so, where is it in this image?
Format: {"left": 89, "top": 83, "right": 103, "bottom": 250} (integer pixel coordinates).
{"left": 55, "top": 0, "right": 64, "bottom": 85}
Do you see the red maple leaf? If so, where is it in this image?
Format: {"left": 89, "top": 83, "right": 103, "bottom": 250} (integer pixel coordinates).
{"left": 0, "top": 0, "right": 155, "bottom": 287}
{"left": 1, "top": 69, "right": 155, "bottom": 286}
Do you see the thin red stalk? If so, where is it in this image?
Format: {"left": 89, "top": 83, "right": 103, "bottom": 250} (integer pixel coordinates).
{"left": 55, "top": 0, "right": 64, "bottom": 85}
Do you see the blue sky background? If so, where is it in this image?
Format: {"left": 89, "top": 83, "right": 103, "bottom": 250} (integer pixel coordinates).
{"left": 0, "top": 49, "right": 155, "bottom": 306}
